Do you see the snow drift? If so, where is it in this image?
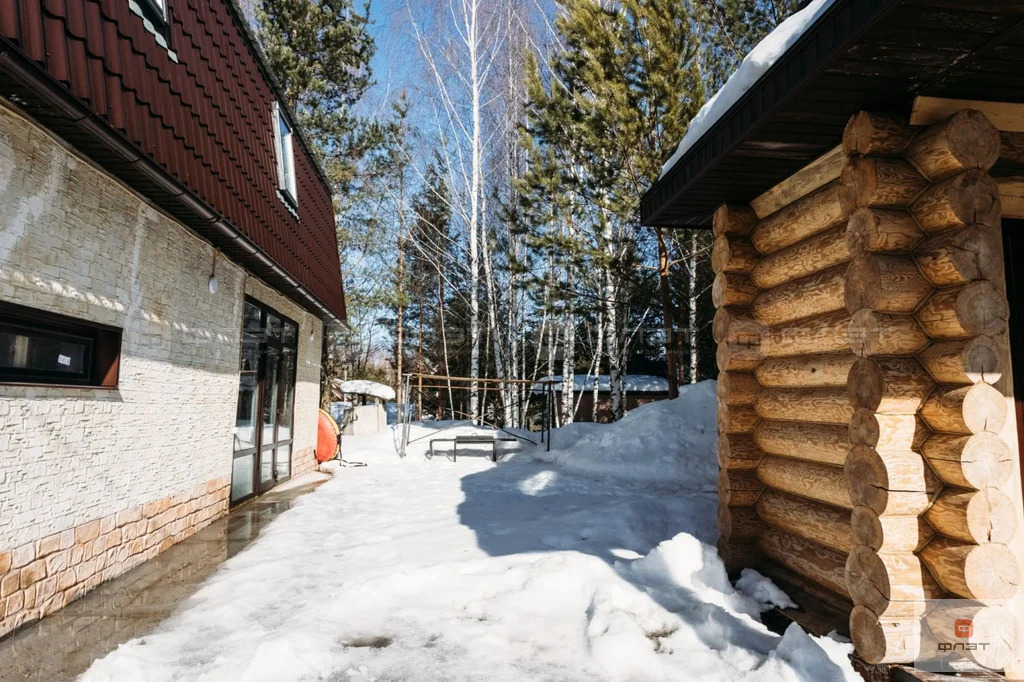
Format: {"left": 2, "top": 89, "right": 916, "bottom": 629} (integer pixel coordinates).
{"left": 536, "top": 379, "right": 718, "bottom": 489}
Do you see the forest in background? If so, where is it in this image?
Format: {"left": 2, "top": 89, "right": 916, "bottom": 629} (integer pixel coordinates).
{"left": 246, "top": 0, "right": 803, "bottom": 425}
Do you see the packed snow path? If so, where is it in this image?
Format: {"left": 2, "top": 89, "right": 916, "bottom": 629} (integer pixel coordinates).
{"left": 82, "top": 383, "right": 859, "bottom": 681}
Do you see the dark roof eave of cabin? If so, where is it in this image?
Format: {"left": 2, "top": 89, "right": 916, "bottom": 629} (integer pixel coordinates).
{"left": 640, "top": 0, "right": 893, "bottom": 229}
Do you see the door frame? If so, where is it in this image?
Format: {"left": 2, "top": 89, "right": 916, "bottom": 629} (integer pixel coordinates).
{"left": 232, "top": 297, "right": 299, "bottom": 505}
{"left": 1002, "top": 220, "right": 1024, "bottom": 509}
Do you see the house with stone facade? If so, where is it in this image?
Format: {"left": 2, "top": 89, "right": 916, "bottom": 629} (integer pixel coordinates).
{"left": 0, "top": 0, "right": 345, "bottom": 638}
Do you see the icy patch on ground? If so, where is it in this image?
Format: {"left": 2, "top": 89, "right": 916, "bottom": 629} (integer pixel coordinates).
{"left": 81, "top": 383, "right": 857, "bottom": 681}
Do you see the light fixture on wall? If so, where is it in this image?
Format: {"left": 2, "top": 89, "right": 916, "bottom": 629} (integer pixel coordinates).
{"left": 208, "top": 248, "right": 220, "bottom": 294}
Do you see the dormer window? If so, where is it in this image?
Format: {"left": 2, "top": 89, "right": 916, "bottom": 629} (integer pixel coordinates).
{"left": 273, "top": 102, "right": 297, "bottom": 206}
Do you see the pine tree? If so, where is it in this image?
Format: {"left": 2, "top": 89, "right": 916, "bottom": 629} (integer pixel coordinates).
{"left": 254, "top": 0, "right": 376, "bottom": 191}
{"left": 693, "top": 0, "right": 805, "bottom": 93}
{"left": 521, "top": 0, "right": 705, "bottom": 420}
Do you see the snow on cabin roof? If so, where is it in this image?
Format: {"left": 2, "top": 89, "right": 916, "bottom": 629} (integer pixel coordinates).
{"left": 336, "top": 380, "right": 396, "bottom": 401}
{"left": 532, "top": 375, "right": 670, "bottom": 394}
{"left": 659, "top": 0, "right": 837, "bottom": 180}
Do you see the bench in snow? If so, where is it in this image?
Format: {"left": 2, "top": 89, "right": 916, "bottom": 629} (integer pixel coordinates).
{"left": 428, "top": 434, "right": 517, "bottom": 462}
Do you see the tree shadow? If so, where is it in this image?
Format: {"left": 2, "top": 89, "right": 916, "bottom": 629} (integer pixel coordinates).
{"left": 456, "top": 457, "right": 849, "bottom": 679}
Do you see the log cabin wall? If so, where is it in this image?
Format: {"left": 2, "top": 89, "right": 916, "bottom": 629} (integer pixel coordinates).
{"left": 712, "top": 108, "right": 1024, "bottom": 668}
{"left": 713, "top": 170, "right": 855, "bottom": 604}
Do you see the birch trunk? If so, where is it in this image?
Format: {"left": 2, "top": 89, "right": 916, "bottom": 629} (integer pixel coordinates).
{"left": 561, "top": 289, "right": 575, "bottom": 424}
{"left": 604, "top": 262, "right": 623, "bottom": 420}
{"left": 395, "top": 189, "right": 405, "bottom": 398}
{"left": 438, "top": 263, "right": 453, "bottom": 418}
{"left": 592, "top": 309, "right": 603, "bottom": 422}
{"left": 467, "top": 0, "right": 482, "bottom": 424}
{"left": 482, "top": 194, "right": 512, "bottom": 426}
{"left": 657, "top": 227, "right": 679, "bottom": 398}
{"left": 689, "top": 230, "right": 699, "bottom": 383}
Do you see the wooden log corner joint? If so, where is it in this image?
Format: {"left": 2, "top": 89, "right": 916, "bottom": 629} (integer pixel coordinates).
{"left": 709, "top": 104, "right": 1024, "bottom": 673}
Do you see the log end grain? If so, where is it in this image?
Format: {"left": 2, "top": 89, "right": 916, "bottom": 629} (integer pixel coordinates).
{"left": 713, "top": 204, "right": 758, "bottom": 238}
{"left": 846, "top": 207, "right": 923, "bottom": 256}
{"left": 843, "top": 111, "right": 915, "bottom": 157}
{"left": 850, "top": 604, "right": 921, "bottom": 665}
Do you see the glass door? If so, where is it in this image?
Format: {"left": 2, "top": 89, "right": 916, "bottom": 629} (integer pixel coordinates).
{"left": 231, "top": 299, "right": 299, "bottom": 504}
{"left": 259, "top": 345, "right": 280, "bottom": 493}
{"left": 231, "top": 303, "right": 263, "bottom": 504}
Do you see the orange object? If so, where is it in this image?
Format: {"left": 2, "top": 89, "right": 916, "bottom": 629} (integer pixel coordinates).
{"left": 316, "top": 409, "right": 341, "bottom": 463}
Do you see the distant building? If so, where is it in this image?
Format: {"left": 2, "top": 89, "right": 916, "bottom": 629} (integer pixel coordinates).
{"left": 0, "top": 0, "right": 345, "bottom": 636}
{"left": 535, "top": 375, "right": 671, "bottom": 423}
{"left": 332, "top": 380, "right": 395, "bottom": 436}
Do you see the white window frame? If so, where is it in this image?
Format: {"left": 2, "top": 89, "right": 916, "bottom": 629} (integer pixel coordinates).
{"left": 272, "top": 102, "right": 298, "bottom": 206}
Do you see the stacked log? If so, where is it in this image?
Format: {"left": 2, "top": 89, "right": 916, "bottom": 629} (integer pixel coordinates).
{"left": 841, "top": 112, "right": 939, "bottom": 665}
{"left": 717, "top": 145, "right": 859, "bottom": 602}
{"left": 906, "top": 118, "right": 1020, "bottom": 640}
{"left": 840, "top": 108, "right": 1021, "bottom": 666}
{"left": 712, "top": 205, "right": 766, "bottom": 572}
{"left": 712, "top": 110, "right": 1020, "bottom": 670}
{"left": 713, "top": 179, "right": 857, "bottom": 587}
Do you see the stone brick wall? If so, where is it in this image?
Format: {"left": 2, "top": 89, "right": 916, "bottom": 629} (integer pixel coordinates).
{"left": 0, "top": 476, "right": 229, "bottom": 637}
{"left": 0, "top": 100, "right": 324, "bottom": 634}
{"left": 0, "top": 102, "right": 248, "bottom": 553}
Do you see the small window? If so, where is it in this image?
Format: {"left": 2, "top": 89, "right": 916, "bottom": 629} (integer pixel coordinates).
{"left": 272, "top": 102, "right": 298, "bottom": 206}
{"left": 0, "top": 302, "right": 121, "bottom": 388}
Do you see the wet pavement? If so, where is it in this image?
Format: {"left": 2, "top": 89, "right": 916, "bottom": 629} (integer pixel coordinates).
{"left": 0, "top": 475, "right": 328, "bottom": 682}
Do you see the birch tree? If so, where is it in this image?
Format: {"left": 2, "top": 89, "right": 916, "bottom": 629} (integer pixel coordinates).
{"left": 411, "top": 0, "right": 509, "bottom": 423}
{"left": 522, "top": 0, "right": 704, "bottom": 420}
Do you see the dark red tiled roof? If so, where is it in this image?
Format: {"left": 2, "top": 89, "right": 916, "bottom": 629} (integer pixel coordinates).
{"left": 0, "top": 0, "right": 346, "bottom": 322}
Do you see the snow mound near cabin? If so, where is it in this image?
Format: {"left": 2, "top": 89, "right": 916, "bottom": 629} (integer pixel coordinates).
{"left": 538, "top": 379, "right": 717, "bottom": 489}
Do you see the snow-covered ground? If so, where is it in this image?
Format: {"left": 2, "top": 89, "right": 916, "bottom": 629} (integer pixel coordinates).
{"left": 81, "top": 381, "right": 859, "bottom": 682}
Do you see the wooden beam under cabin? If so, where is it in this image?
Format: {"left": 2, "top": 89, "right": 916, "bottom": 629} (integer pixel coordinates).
{"left": 911, "top": 96, "right": 1024, "bottom": 132}
{"left": 750, "top": 144, "right": 846, "bottom": 219}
